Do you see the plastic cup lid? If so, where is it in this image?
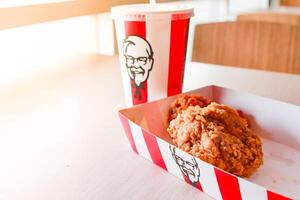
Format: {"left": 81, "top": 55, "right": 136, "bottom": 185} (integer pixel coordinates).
{"left": 111, "top": 3, "right": 194, "bottom": 21}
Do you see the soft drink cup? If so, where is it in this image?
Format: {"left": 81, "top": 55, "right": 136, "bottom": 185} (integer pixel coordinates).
{"left": 111, "top": 4, "right": 194, "bottom": 106}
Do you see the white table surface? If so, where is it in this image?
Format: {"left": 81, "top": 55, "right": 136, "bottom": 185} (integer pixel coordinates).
{"left": 0, "top": 55, "right": 300, "bottom": 200}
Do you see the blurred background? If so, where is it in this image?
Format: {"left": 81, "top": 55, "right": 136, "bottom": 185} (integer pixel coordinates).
{"left": 0, "top": 0, "right": 299, "bottom": 95}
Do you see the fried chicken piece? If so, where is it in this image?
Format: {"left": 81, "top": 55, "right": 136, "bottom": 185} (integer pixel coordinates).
{"left": 167, "top": 103, "right": 263, "bottom": 177}
{"left": 168, "top": 94, "right": 212, "bottom": 122}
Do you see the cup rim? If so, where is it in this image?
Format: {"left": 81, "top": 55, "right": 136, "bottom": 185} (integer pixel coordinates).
{"left": 111, "top": 3, "right": 194, "bottom": 21}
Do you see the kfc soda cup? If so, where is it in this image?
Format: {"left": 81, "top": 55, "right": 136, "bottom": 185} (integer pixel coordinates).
{"left": 111, "top": 4, "right": 194, "bottom": 106}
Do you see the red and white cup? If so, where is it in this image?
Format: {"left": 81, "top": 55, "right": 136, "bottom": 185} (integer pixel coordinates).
{"left": 111, "top": 4, "right": 194, "bottom": 106}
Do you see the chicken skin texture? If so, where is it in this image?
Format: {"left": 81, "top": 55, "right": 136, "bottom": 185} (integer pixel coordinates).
{"left": 168, "top": 94, "right": 212, "bottom": 122}
{"left": 168, "top": 96, "right": 263, "bottom": 177}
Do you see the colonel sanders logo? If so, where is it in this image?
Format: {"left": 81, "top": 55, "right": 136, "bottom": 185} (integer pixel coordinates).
{"left": 123, "top": 35, "right": 154, "bottom": 100}
{"left": 170, "top": 145, "right": 201, "bottom": 186}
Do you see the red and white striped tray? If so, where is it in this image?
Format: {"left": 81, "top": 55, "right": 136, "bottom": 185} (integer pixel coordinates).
{"left": 118, "top": 85, "right": 300, "bottom": 200}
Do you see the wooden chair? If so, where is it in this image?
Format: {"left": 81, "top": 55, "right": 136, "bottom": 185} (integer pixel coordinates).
{"left": 237, "top": 12, "right": 300, "bottom": 26}
{"left": 281, "top": 0, "right": 300, "bottom": 6}
{"left": 192, "top": 21, "right": 300, "bottom": 74}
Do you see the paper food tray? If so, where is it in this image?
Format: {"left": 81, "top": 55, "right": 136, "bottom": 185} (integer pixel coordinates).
{"left": 118, "top": 85, "right": 300, "bottom": 200}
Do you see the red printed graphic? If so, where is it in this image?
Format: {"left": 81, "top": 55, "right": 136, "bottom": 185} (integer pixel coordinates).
{"left": 183, "top": 175, "right": 203, "bottom": 191}
{"left": 142, "top": 130, "right": 167, "bottom": 170}
{"left": 119, "top": 114, "right": 137, "bottom": 153}
{"left": 267, "top": 191, "right": 292, "bottom": 200}
{"left": 214, "top": 168, "right": 242, "bottom": 200}
{"left": 125, "top": 21, "right": 146, "bottom": 38}
{"left": 169, "top": 145, "right": 202, "bottom": 189}
{"left": 124, "top": 21, "right": 151, "bottom": 105}
{"left": 167, "top": 18, "right": 190, "bottom": 96}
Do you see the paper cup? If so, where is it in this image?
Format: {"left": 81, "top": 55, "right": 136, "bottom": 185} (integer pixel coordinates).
{"left": 111, "top": 4, "right": 194, "bottom": 106}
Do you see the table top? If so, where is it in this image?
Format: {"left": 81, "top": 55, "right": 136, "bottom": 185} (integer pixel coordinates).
{"left": 0, "top": 54, "right": 299, "bottom": 200}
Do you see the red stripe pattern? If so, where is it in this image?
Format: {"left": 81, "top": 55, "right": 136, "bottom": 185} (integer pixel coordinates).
{"left": 267, "top": 191, "right": 292, "bottom": 200}
{"left": 119, "top": 112, "right": 294, "bottom": 200}
{"left": 167, "top": 18, "right": 190, "bottom": 96}
{"left": 142, "top": 129, "right": 167, "bottom": 170}
{"left": 124, "top": 21, "right": 148, "bottom": 105}
{"left": 214, "top": 168, "right": 242, "bottom": 200}
{"left": 124, "top": 21, "right": 146, "bottom": 38}
{"left": 119, "top": 114, "right": 137, "bottom": 153}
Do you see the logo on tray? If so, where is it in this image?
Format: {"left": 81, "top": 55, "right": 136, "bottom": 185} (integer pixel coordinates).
{"left": 123, "top": 35, "right": 154, "bottom": 100}
{"left": 169, "top": 145, "right": 201, "bottom": 187}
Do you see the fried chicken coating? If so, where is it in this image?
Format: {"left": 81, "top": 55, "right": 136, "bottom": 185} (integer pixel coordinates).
{"left": 168, "top": 94, "right": 212, "bottom": 122}
{"left": 167, "top": 101, "right": 263, "bottom": 177}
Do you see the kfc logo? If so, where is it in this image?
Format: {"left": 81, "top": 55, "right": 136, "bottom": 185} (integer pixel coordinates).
{"left": 123, "top": 35, "right": 154, "bottom": 100}
{"left": 170, "top": 145, "right": 201, "bottom": 186}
